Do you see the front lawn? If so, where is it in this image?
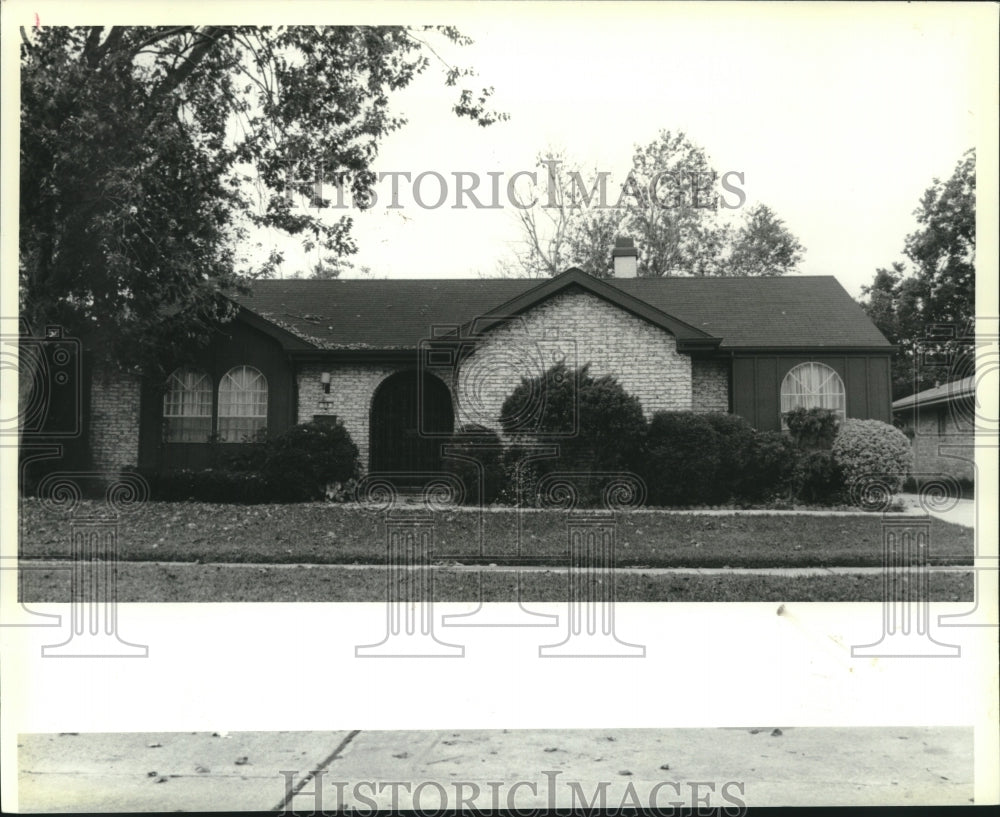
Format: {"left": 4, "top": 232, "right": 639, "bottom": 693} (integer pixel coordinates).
{"left": 19, "top": 561, "right": 975, "bottom": 602}
{"left": 18, "top": 498, "right": 974, "bottom": 569}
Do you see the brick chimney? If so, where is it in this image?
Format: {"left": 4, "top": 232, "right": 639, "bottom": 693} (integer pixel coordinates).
{"left": 612, "top": 237, "right": 638, "bottom": 278}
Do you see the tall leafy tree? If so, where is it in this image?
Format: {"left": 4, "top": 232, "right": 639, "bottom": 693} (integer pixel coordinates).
{"left": 502, "top": 131, "right": 804, "bottom": 278}
{"left": 19, "top": 25, "right": 504, "bottom": 373}
{"left": 860, "top": 149, "right": 976, "bottom": 399}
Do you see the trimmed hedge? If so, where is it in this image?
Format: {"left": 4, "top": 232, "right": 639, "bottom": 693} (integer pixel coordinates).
{"left": 145, "top": 421, "right": 360, "bottom": 503}
{"left": 641, "top": 411, "right": 838, "bottom": 506}
{"left": 143, "top": 468, "right": 275, "bottom": 504}
{"left": 833, "top": 418, "right": 913, "bottom": 499}
{"left": 740, "top": 430, "right": 799, "bottom": 503}
{"left": 643, "top": 412, "right": 722, "bottom": 506}
{"left": 702, "top": 412, "right": 758, "bottom": 503}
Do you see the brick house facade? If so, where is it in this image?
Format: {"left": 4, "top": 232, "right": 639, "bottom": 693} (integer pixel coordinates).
{"left": 893, "top": 376, "right": 976, "bottom": 483}
{"left": 86, "top": 260, "right": 896, "bottom": 477}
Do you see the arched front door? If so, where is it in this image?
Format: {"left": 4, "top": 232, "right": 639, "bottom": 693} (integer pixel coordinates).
{"left": 369, "top": 370, "right": 454, "bottom": 477}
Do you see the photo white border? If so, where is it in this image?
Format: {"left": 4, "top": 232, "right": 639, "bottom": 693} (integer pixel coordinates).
{"left": 2, "top": 1, "right": 997, "bottom": 810}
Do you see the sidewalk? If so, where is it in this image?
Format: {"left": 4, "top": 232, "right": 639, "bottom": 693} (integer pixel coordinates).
{"left": 16, "top": 727, "right": 973, "bottom": 812}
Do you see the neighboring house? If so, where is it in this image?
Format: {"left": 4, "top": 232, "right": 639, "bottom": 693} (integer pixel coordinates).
{"left": 892, "top": 375, "right": 976, "bottom": 483}
{"left": 86, "top": 241, "right": 895, "bottom": 476}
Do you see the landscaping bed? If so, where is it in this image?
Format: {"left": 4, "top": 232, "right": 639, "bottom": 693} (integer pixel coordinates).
{"left": 18, "top": 498, "right": 974, "bottom": 569}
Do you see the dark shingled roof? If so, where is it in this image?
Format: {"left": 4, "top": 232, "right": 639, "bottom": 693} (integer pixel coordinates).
{"left": 231, "top": 273, "right": 891, "bottom": 352}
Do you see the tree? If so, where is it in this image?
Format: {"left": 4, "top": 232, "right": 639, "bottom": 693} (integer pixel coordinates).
{"left": 502, "top": 131, "right": 804, "bottom": 278}
{"left": 860, "top": 150, "right": 976, "bottom": 399}
{"left": 19, "top": 25, "right": 505, "bottom": 373}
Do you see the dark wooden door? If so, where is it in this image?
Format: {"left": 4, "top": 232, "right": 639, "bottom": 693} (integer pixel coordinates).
{"left": 370, "top": 371, "right": 454, "bottom": 477}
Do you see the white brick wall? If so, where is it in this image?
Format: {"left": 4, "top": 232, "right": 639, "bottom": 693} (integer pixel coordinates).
{"left": 90, "top": 367, "right": 141, "bottom": 471}
{"left": 297, "top": 363, "right": 399, "bottom": 472}
{"left": 454, "top": 288, "right": 691, "bottom": 432}
{"left": 908, "top": 408, "right": 975, "bottom": 482}
{"left": 692, "top": 358, "right": 729, "bottom": 414}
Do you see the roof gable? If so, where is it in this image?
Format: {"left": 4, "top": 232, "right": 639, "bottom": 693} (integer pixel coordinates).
{"left": 459, "top": 268, "right": 721, "bottom": 352}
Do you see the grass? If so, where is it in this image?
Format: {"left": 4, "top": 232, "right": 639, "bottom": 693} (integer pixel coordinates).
{"left": 19, "top": 561, "right": 975, "bottom": 602}
{"left": 18, "top": 498, "right": 974, "bottom": 569}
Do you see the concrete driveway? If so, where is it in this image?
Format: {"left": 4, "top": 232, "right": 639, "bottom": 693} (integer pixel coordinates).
{"left": 897, "top": 493, "right": 976, "bottom": 529}
{"left": 16, "top": 726, "right": 973, "bottom": 812}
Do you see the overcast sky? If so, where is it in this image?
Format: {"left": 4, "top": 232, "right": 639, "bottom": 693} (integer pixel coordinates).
{"left": 263, "top": 2, "right": 991, "bottom": 298}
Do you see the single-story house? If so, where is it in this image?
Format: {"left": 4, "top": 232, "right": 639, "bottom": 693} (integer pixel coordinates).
{"left": 892, "top": 375, "right": 976, "bottom": 483}
{"left": 87, "top": 241, "right": 895, "bottom": 476}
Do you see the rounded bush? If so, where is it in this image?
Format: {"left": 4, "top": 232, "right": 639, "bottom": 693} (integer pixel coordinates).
{"left": 499, "top": 363, "right": 647, "bottom": 506}
{"left": 261, "top": 421, "right": 360, "bottom": 502}
{"left": 833, "top": 418, "right": 913, "bottom": 499}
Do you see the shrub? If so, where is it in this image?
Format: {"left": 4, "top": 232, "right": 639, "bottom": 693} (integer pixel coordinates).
{"left": 792, "top": 450, "right": 844, "bottom": 504}
{"left": 643, "top": 412, "right": 721, "bottom": 506}
{"left": 442, "top": 424, "right": 505, "bottom": 506}
{"left": 701, "top": 412, "right": 758, "bottom": 502}
{"left": 499, "top": 363, "right": 647, "bottom": 506}
{"left": 784, "top": 406, "right": 840, "bottom": 450}
{"left": 833, "top": 418, "right": 913, "bottom": 501}
{"left": 146, "top": 421, "right": 360, "bottom": 503}
{"left": 144, "top": 468, "right": 275, "bottom": 504}
{"left": 739, "top": 430, "right": 800, "bottom": 502}
{"left": 641, "top": 412, "right": 803, "bottom": 507}
{"left": 260, "top": 421, "right": 360, "bottom": 501}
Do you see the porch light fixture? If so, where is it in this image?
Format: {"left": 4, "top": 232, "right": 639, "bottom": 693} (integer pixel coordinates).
{"left": 320, "top": 371, "right": 331, "bottom": 394}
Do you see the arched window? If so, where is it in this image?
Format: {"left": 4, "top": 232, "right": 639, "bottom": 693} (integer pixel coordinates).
{"left": 163, "top": 367, "right": 213, "bottom": 442}
{"left": 218, "top": 366, "right": 268, "bottom": 442}
{"left": 780, "top": 362, "right": 846, "bottom": 425}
